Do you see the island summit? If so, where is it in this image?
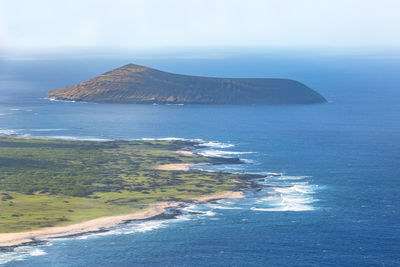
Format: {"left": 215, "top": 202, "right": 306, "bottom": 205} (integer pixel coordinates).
{"left": 47, "top": 64, "right": 327, "bottom": 104}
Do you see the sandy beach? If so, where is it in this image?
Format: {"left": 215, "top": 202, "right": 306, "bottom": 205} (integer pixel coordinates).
{"left": 0, "top": 191, "right": 243, "bottom": 248}
{"left": 0, "top": 201, "right": 179, "bottom": 248}
{"left": 155, "top": 163, "right": 206, "bottom": 171}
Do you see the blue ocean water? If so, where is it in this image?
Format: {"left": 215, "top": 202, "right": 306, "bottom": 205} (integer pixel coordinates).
{"left": 0, "top": 50, "right": 399, "bottom": 266}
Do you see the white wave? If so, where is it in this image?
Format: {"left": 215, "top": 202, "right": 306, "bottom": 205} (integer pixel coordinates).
{"left": 273, "top": 185, "right": 314, "bottom": 195}
{"left": 278, "top": 175, "right": 310, "bottom": 180}
{"left": 71, "top": 222, "right": 166, "bottom": 239}
{"left": 203, "top": 211, "right": 217, "bottom": 216}
{"left": 251, "top": 205, "right": 314, "bottom": 212}
{"left": 180, "top": 204, "right": 199, "bottom": 213}
{"left": 9, "top": 108, "right": 20, "bottom": 111}
{"left": 132, "top": 220, "right": 170, "bottom": 232}
{"left": 267, "top": 172, "right": 283, "bottom": 176}
{"left": 241, "top": 158, "right": 255, "bottom": 164}
{"left": 141, "top": 137, "right": 202, "bottom": 142}
{"left": 0, "top": 246, "right": 48, "bottom": 265}
{"left": 197, "top": 149, "right": 253, "bottom": 158}
{"left": 77, "top": 220, "right": 172, "bottom": 238}
{"left": 181, "top": 205, "right": 217, "bottom": 217}
{"left": 0, "top": 113, "right": 7, "bottom": 116}
{"left": 28, "top": 249, "right": 47, "bottom": 256}
{"left": 0, "top": 129, "right": 17, "bottom": 135}
{"left": 253, "top": 175, "right": 311, "bottom": 186}
{"left": 206, "top": 204, "right": 243, "bottom": 210}
{"left": 46, "top": 98, "right": 76, "bottom": 103}
{"left": 245, "top": 171, "right": 283, "bottom": 177}
{"left": 198, "top": 141, "right": 234, "bottom": 149}
{"left": 291, "top": 184, "right": 316, "bottom": 194}
{"left": 251, "top": 178, "right": 319, "bottom": 212}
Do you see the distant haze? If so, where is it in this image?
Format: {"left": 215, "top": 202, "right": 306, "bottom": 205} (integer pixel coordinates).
{"left": 1, "top": 0, "right": 400, "bottom": 50}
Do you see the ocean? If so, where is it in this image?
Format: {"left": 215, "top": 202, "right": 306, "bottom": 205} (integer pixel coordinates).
{"left": 0, "top": 49, "right": 399, "bottom": 266}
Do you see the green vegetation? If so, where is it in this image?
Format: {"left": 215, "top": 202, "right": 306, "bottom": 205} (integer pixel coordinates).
{"left": 0, "top": 137, "right": 247, "bottom": 233}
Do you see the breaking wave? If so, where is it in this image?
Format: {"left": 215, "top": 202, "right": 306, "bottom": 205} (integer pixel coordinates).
{"left": 196, "top": 149, "right": 253, "bottom": 158}
{"left": 0, "top": 246, "right": 49, "bottom": 265}
{"left": 62, "top": 205, "right": 220, "bottom": 241}
{"left": 0, "top": 129, "right": 17, "bottom": 135}
{"left": 249, "top": 174, "right": 321, "bottom": 212}
{"left": 198, "top": 141, "right": 234, "bottom": 148}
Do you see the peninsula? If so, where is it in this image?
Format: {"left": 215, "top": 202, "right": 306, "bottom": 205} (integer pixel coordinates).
{"left": 0, "top": 137, "right": 254, "bottom": 247}
{"left": 47, "top": 64, "right": 326, "bottom": 104}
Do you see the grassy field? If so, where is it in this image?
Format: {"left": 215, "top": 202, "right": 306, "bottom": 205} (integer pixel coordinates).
{"left": 0, "top": 137, "right": 248, "bottom": 233}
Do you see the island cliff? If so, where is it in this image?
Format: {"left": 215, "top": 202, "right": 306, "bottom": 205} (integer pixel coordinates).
{"left": 47, "top": 64, "right": 327, "bottom": 104}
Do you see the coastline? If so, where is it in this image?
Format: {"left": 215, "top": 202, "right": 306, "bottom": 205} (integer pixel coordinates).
{"left": 0, "top": 191, "right": 243, "bottom": 249}
{"left": 0, "top": 138, "right": 248, "bottom": 250}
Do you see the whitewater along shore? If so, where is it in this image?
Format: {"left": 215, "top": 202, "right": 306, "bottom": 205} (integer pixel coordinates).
{"left": 0, "top": 191, "right": 243, "bottom": 248}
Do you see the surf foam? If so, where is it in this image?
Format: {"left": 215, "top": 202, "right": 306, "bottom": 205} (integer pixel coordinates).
{"left": 250, "top": 177, "right": 320, "bottom": 212}
{"left": 0, "top": 246, "right": 49, "bottom": 264}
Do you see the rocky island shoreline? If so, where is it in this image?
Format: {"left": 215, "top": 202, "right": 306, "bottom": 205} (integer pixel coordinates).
{"left": 47, "top": 63, "right": 327, "bottom": 105}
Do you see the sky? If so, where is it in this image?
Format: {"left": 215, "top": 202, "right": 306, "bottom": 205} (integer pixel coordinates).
{"left": 1, "top": 0, "right": 400, "bottom": 50}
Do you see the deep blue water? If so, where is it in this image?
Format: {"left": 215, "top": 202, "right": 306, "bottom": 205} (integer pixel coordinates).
{"left": 0, "top": 50, "right": 399, "bottom": 266}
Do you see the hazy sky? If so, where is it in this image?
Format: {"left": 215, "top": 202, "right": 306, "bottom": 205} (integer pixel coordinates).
{"left": 1, "top": 0, "right": 399, "bottom": 49}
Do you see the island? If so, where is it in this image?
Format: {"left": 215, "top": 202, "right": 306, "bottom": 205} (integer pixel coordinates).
{"left": 0, "top": 137, "right": 257, "bottom": 247}
{"left": 46, "top": 64, "right": 327, "bottom": 104}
